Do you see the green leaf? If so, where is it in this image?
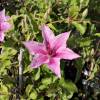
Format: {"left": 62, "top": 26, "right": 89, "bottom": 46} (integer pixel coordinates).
{"left": 88, "top": 63, "right": 98, "bottom": 80}
{"left": 59, "top": 78, "right": 78, "bottom": 93}
{"left": 0, "top": 84, "right": 8, "bottom": 94}
{"left": 80, "top": 0, "right": 89, "bottom": 8}
{"left": 79, "top": 37, "right": 92, "bottom": 47}
{"left": 0, "top": 47, "right": 17, "bottom": 60}
{"left": 69, "top": 6, "right": 79, "bottom": 19}
{"left": 82, "top": 9, "right": 88, "bottom": 19}
{"left": 69, "top": 0, "right": 78, "bottom": 5}
{"left": 52, "top": 76, "right": 58, "bottom": 83}
{"left": 25, "top": 84, "right": 33, "bottom": 96}
{"left": 42, "top": 77, "right": 52, "bottom": 85}
{"left": 29, "top": 90, "right": 37, "bottom": 99}
{"left": 72, "top": 21, "right": 86, "bottom": 35}
{"left": 38, "top": 85, "right": 47, "bottom": 90}
{"left": 67, "top": 92, "right": 74, "bottom": 99}
{"left": 0, "top": 95, "right": 9, "bottom": 100}
{"left": 75, "top": 59, "right": 84, "bottom": 83}
{"left": 34, "top": 68, "right": 40, "bottom": 81}
{"left": 61, "top": 93, "right": 68, "bottom": 100}
{"left": 0, "top": 60, "right": 11, "bottom": 74}
{"left": 48, "top": 23, "right": 57, "bottom": 32}
{"left": 27, "top": 13, "right": 38, "bottom": 32}
{"left": 94, "top": 33, "right": 100, "bottom": 37}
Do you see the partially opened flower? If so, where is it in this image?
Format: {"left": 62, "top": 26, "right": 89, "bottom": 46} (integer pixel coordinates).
{"left": 23, "top": 25, "right": 80, "bottom": 78}
{"left": 0, "top": 9, "right": 11, "bottom": 42}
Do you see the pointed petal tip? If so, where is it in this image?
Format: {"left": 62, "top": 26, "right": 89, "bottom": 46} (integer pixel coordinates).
{"left": 57, "top": 74, "right": 61, "bottom": 78}
{"left": 0, "top": 9, "right": 5, "bottom": 18}
{"left": 74, "top": 53, "right": 81, "bottom": 58}
{"left": 71, "top": 54, "right": 81, "bottom": 60}
{"left": 69, "top": 53, "right": 81, "bottom": 60}
{"left": 63, "top": 30, "right": 71, "bottom": 34}
{"left": 56, "top": 48, "right": 81, "bottom": 60}
{"left": 77, "top": 55, "right": 81, "bottom": 58}
{"left": 0, "top": 9, "right": 5, "bottom": 13}
{"left": 68, "top": 30, "right": 72, "bottom": 33}
{"left": 74, "top": 55, "right": 81, "bottom": 60}
{"left": 3, "top": 9, "right": 5, "bottom": 12}
{"left": 63, "top": 31, "right": 71, "bottom": 37}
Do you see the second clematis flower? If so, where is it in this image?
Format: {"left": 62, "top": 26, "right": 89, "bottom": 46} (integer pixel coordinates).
{"left": 0, "top": 9, "right": 11, "bottom": 42}
{"left": 23, "top": 25, "right": 80, "bottom": 78}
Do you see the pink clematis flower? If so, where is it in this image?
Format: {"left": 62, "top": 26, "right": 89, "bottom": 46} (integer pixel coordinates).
{"left": 23, "top": 25, "right": 80, "bottom": 78}
{"left": 0, "top": 9, "right": 11, "bottom": 42}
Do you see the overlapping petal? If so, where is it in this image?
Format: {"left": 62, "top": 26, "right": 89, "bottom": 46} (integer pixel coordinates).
{"left": 23, "top": 41, "right": 47, "bottom": 55}
{"left": 31, "top": 54, "right": 49, "bottom": 68}
{"left": 47, "top": 58, "right": 61, "bottom": 78}
{"left": 56, "top": 48, "right": 80, "bottom": 60}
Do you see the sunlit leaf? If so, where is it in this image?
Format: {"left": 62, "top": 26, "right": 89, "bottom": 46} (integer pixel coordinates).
{"left": 59, "top": 78, "right": 78, "bottom": 93}
{"left": 72, "top": 21, "right": 86, "bottom": 35}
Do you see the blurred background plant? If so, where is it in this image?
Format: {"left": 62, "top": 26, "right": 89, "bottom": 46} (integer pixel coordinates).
{"left": 0, "top": 0, "right": 100, "bottom": 99}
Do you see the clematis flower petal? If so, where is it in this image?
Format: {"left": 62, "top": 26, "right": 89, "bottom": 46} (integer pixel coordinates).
{"left": 23, "top": 25, "right": 80, "bottom": 78}
{"left": 5, "top": 16, "right": 10, "bottom": 20}
{"left": 47, "top": 58, "right": 61, "bottom": 78}
{"left": 0, "top": 9, "right": 6, "bottom": 22}
{"left": 0, "top": 32, "right": 4, "bottom": 42}
{"left": 23, "top": 41, "right": 47, "bottom": 55}
{"left": 56, "top": 48, "right": 80, "bottom": 60}
{"left": 41, "top": 25, "right": 55, "bottom": 49}
{"left": 0, "top": 22, "right": 11, "bottom": 31}
{"left": 31, "top": 54, "right": 49, "bottom": 68}
{"left": 53, "top": 32, "right": 70, "bottom": 51}
{"left": 0, "top": 9, "right": 11, "bottom": 42}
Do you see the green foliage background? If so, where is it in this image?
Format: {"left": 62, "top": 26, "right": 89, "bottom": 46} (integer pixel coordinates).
{"left": 0, "top": 0, "right": 100, "bottom": 99}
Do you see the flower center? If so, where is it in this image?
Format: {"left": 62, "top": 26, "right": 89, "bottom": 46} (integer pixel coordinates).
{"left": 48, "top": 48, "right": 56, "bottom": 57}
{"left": 46, "top": 42, "right": 56, "bottom": 57}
